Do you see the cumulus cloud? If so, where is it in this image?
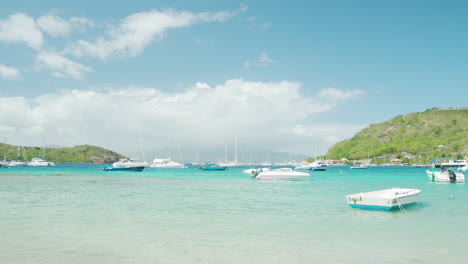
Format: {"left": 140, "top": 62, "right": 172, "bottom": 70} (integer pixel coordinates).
{"left": 37, "top": 14, "right": 72, "bottom": 37}
{"left": 0, "top": 79, "right": 364, "bottom": 156}
{"left": 65, "top": 7, "right": 245, "bottom": 60}
{"left": 69, "top": 17, "right": 95, "bottom": 32}
{"left": 244, "top": 53, "right": 274, "bottom": 68}
{"left": 36, "top": 51, "right": 93, "bottom": 79}
{"left": 0, "top": 13, "right": 43, "bottom": 49}
{"left": 0, "top": 64, "right": 20, "bottom": 79}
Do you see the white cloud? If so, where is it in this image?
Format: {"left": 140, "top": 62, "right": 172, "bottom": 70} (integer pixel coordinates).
{"left": 70, "top": 17, "right": 95, "bottom": 32}
{"left": 244, "top": 53, "right": 274, "bottom": 68}
{"left": 318, "top": 87, "right": 364, "bottom": 101}
{"left": 66, "top": 7, "right": 245, "bottom": 60}
{"left": 0, "top": 13, "right": 43, "bottom": 49}
{"left": 0, "top": 79, "right": 364, "bottom": 157}
{"left": 0, "top": 64, "right": 20, "bottom": 79}
{"left": 36, "top": 51, "right": 93, "bottom": 79}
{"left": 37, "top": 14, "right": 72, "bottom": 37}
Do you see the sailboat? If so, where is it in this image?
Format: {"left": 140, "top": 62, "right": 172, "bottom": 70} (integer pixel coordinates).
{"left": 7, "top": 137, "right": 28, "bottom": 167}
{"left": 150, "top": 133, "right": 186, "bottom": 169}
{"left": 218, "top": 137, "right": 243, "bottom": 167}
{"left": 27, "top": 138, "right": 55, "bottom": 166}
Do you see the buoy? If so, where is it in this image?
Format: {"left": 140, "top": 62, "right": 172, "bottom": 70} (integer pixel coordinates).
{"left": 449, "top": 195, "right": 455, "bottom": 199}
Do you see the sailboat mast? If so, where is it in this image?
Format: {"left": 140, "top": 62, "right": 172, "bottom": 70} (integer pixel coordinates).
{"left": 224, "top": 144, "right": 228, "bottom": 162}
{"left": 235, "top": 137, "right": 238, "bottom": 163}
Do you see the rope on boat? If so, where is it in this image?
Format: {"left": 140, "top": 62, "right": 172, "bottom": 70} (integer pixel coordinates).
{"left": 395, "top": 196, "right": 407, "bottom": 213}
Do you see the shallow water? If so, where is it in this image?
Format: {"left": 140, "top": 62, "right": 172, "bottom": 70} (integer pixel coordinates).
{"left": 1, "top": 164, "right": 467, "bottom": 263}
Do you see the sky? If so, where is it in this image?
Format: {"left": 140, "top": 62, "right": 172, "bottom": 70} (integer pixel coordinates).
{"left": 0, "top": 0, "right": 467, "bottom": 162}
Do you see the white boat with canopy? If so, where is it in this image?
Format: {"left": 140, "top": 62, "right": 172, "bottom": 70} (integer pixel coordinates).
{"left": 426, "top": 159, "right": 465, "bottom": 183}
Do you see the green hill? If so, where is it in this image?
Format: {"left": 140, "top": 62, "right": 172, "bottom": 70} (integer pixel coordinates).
{"left": 0, "top": 144, "right": 126, "bottom": 163}
{"left": 324, "top": 108, "right": 468, "bottom": 164}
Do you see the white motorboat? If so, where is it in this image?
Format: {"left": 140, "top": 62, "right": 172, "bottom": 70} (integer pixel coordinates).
{"left": 103, "top": 158, "right": 147, "bottom": 172}
{"left": 150, "top": 158, "right": 186, "bottom": 169}
{"left": 293, "top": 163, "right": 312, "bottom": 170}
{"left": 350, "top": 164, "right": 368, "bottom": 169}
{"left": 426, "top": 159, "right": 465, "bottom": 183}
{"left": 113, "top": 158, "right": 148, "bottom": 167}
{"left": 346, "top": 187, "right": 421, "bottom": 211}
{"left": 252, "top": 168, "right": 310, "bottom": 180}
{"left": 27, "top": 157, "right": 55, "bottom": 166}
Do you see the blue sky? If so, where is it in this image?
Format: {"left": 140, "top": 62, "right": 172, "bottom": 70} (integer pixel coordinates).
{"left": 0, "top": 0, "right": 467, "bottom": 160}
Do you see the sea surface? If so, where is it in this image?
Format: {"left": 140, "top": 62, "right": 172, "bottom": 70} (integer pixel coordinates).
{"left": 1, "top": 164, "right": 467, "bottom": 264}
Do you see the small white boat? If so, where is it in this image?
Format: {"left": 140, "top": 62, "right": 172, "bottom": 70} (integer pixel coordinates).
{"left": 27, "top": 157, "right": 55, "bottom": 166}
{"left": 252, "top": 168, "right": 310, "bottom": 180}
{"left": 112, "top": 158, "right": 148, "bottom": 167}
{"left": 150, "top": 158, "right": 186, "bottom": 169}
{"left": 426, "top": 159, "right": 465, "bottom": 183}
{"left": 350, "top": 164, "right": 368, "bottom": 169}
{"left": 103, "top": 158, "right": 147, "bottom": 172}
{"left": 346, "top": 188, "right": 421, "bottom": 211}
{"left": 458, "top": 166, "right": 468, "bottom": 172}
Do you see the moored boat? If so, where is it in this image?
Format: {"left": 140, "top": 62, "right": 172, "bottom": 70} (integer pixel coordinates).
{"left": 199, "top": 163, "right": 227, "bottom": 171}
{"left": 350, "top": 164, "right": 368, "bottom": 169}
{"left": 7, "top": 160, "right": 28, "bottom": 167}
{"left": 103, "top": 158, "right": 147, "bottom": 172}
{"left": 426, "top": 159, "right": 465, "bottom": 183}
{"left": 252, "top": 168, "right": 310, "bottom": 180}
{"left": 150, "top": 158, "right": 186, "bottom": 169}
{"left": 103, "top": 165, "right": 145, "bottom": 172}
{"left": 346, "top": 188, "right": 421, "bottom": 211}
{"left": 27, "top": 157, "right": 55, "bottom": 166}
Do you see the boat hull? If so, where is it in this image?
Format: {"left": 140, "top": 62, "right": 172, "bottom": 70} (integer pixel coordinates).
{"left": 426, "top": 170, "right": 465, "bottom": 183}
{"left": 103, "top": 166, "right": 145, "bottom": 172}
{"left": 255, "top": 175, "right": 309, "bottom": 180}
{"left": 200, "top": 167, "right": 227, "bottom": 171}
{"left": 255, "top": 168, "right": 310, "bottom": 180}
{"left": 346, "top": 188, "right": 421, "bottom": 211}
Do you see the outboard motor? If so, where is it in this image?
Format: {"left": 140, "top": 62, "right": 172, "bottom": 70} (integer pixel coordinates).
{"left": 251, "top": 168, "right": 262, "bottom": 179}
{"left": 448, "top": 170, "right": 457, "bottom": 182}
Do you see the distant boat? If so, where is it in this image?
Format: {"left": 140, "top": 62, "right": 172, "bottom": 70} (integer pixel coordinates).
{"left": 346, "top": 188, "right": 421, "bottom": 211}
{"left": 426, "top": 159, "right": 465, "bottom": 183}
{"left": 199, "top": 163, "right": 227, "bottom": 171}
{"left": 310, "top": 162, "right": 327, "bottom": 171}
{"left": 150, "top": 158, "right": 186, "bottom": 169}
{"left": 7, "top": 160, "right": 28, "bottom": 167}
{"left": 350, "top": 164, "right": 368, "bottom": 169}
{"left": 103, "top": 158, "right": 146, "bottom": 172}
{"left": 243, "top": 167, "right": 271, "bottom": 174}
{"left": 103, "top": 165, "right": 145, "bottom": 172}
{"left": 7, "top": 137, "right": 28, "bottom": 167}
{"left": 252, "top": 168, "right": 310, "bottom": 180}
{"left": 27, "top": 157, "right": 55, "bottom": 166}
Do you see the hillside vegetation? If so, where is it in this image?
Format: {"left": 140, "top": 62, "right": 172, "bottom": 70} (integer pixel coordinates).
{"left": 324, "top": 108, "right": 468, "bottom": 163}
{"left": 0, "top": 144, "right": 126, "bottom": 163}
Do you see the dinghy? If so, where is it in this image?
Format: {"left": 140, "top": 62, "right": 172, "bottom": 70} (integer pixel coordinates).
{"left": 346, "top": 187, "right": 421, "bottom": 211}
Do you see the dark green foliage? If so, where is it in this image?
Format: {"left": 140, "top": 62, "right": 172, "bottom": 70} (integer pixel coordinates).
{"left": 325, "top": 108, "right": 468, "bottom": 162}
{"left": 0, "top": 144, "right": 126, "bottom": 163}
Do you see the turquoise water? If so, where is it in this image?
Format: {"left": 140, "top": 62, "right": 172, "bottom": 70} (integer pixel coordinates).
{"left": 1, "top": 164, "right": 467, "bottom": 263}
